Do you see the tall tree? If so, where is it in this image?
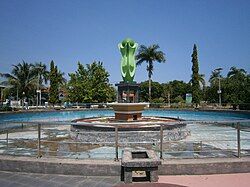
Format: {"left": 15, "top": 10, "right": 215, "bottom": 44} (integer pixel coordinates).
{"left": 49, "top": 61, "right": 59, "bottom": 105}
{"left": 224, "top": 66, "right": 248, "bottom": 106}
{"left": 209, "top": 69, "right": 222, "bottom": 85}
{"left": 136, "top": 44, "right": 166, "bottom": 102}
{"left": 191, "top": 44, "right": 202, "bottom": 106}
{"left": 67, "top": 61, "right": 115, "bottom": 103}
{"left": 34, "top": 62, "right": 49, "bottom": 106}
{"left": 34, "top": 62, "right": 49, "bottom": 88}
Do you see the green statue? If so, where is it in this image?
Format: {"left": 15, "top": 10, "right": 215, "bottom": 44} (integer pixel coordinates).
{"left": 118, "top": 38, "right": 138, "bottom": 83}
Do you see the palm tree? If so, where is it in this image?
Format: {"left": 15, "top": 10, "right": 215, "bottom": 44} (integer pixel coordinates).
{"left": 136, "top": 44, "right": 166, "bottom": 102}
{"left": 0, "top": 61, "right": 37, "bottom": 105}
{"left": 57, "top": 70, "right": 67, "bottom": 85}
{"left": 34, "top": 62, "right": 49, "bottom": 87}
{"left": 34, "top": 62, "right": 49, "bottom": 106}
{"left": 227, "top": 66, "right": 246, "bottom": 79}
{"left": 209, "top": 70, "right": 222, "bottom": 85}
{"left": 198, "top": 74, "right": 206, "bottom": 90}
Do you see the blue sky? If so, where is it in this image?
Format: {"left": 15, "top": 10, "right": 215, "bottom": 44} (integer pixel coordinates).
{"left": 0, "top": 0, "right": 249, "bottom": 85}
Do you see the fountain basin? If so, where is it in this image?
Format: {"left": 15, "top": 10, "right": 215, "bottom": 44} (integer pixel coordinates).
{"left": 72, "top": 116, "right": 184, "bottom": 131}
{"left": 71, "top": 116, "right": 189, "bottom": 144}
{"left": 108, "top": 103, "right": 149, "bottom": 121}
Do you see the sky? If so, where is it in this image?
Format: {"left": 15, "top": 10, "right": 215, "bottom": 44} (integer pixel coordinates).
{"left": 0, "top": 0, "right": 250, "bottom": 85}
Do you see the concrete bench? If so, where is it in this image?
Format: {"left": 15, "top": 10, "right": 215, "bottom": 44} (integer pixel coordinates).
{"left": 121, "top": 149, "right": 161, "bottom": 183}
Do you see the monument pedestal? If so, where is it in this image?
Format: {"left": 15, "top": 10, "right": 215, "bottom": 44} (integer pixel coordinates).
{"left": 108, "top": 103, "right": 148, "bottom": 122}
{"left": 115, "top": 82, "right": 140, "bottom": 103}
{"left": 115, "top": 113, "right": 142, "bottom": 121}
{"left": 110, "top": 82, "right": 148, "bottom": 121}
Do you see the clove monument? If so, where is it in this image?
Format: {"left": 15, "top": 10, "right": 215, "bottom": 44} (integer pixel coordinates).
{"left": 109, "top": 38, "right": 148, "bottom": 121}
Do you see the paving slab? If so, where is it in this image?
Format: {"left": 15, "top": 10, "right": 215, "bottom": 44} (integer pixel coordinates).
{"left": 158, "top": 173, "right": 250, "bottom": 187}
{"left": 1, "top": 170, "right": 250, "bottom": 187}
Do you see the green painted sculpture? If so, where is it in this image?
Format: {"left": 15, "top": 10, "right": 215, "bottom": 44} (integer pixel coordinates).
{"left": 118, "top": 38, "right": 138, "bottom": 83}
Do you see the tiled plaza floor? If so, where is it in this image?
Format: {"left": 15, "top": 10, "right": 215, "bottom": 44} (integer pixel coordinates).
{"left": 0, "top": 171, "right": 250, "bottom": 187}
{"left": 0, "top": 171, "right": 122, "bottom": 187}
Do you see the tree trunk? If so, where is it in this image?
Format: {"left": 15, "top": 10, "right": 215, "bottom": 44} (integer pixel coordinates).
{"left": 148, "top": 75, "right": 151, "bottom": 102}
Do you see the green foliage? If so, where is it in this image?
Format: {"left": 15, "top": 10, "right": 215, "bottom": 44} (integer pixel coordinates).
{"left": 151, "top": 97, "right": 165, "bottom": 108}
{"left": 164, "top": 80, "right": 192, "bottom": 102}
{"left": 173, "top": 95, "right": 185, "bottom": 103}
{"left": 224, "top": 67, "right": 249, "bottom": 105}
{"left": 49, "top": 61, "right": 60, "bottom": 105}
{"left": 206, "top": 66, "right": 250, "bottom": 109}
{"left": 139, "top": 81, "right": 163, "bottom": 102}
{"left": 0, "top": 61, "right": 37, "bottom": 102}
{"left": 33, "top": 62, "right": 49, "bottom": 89}
{"left": 191, "top": 44, "right": 202, "bottom": 105}
{"left": 67, "top": 61, "right": 115, "bottom": 103}
{"left": 0, "top": 106, "right": 12, "bottom": 111}
{"left": 140, "top": 80, "right": 191, "bottom": 104}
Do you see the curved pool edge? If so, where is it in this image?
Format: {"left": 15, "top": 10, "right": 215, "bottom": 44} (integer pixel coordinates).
{"left": 0, "top": 108, "right": 112, "bottom": 115}
{"left": 0, "top": 107, "right": 250, "bottom": 115}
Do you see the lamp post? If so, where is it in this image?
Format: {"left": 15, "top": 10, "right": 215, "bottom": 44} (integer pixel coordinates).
{"left": 36, "top": 89, "right": 41, "bottom": 108}
{"left": 16, "top": 87, "right": 19, "bottom": 107}
{"left": 39, "top": 90, "right": 41, "bottom": 106}
{"left": 22, "top": 92, "right": 25, "bottom": 110}
{"left": 215, "top": 68, "right": 223, "bottom": 107}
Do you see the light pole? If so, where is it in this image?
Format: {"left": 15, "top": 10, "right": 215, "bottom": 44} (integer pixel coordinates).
{"left": 39, "top": 90, "right": 42, "bottom": 106}
{"left": 16, "top": 87, "right": 19, "bottom": 107}
{"left": 36, "top": 89, "right": 41, "bottom": 108}
{"left": 22, "top": 92, "right": 25, "bottom": 110}
{"left": 168, "top": 92, "right": 170, "bottom": 107}
{"left": 215, "top": 68, "right": 223, "bottom": 107}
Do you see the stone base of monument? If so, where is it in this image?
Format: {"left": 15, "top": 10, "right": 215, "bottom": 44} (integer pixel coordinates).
{"left": 108, "top": 103, "right": 149, "bottom": 122}
{"left": 115, "top": 112, "right": 142, "bottom": 121}
{"left": 121, "top": 149, "right": 161, "bottom": 183}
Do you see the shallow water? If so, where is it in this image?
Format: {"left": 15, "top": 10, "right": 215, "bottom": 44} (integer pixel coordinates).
{"left": 0, "top": 109, "right": 249, "bottom": 123}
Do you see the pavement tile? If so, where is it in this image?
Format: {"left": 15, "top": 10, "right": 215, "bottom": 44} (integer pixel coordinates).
{"left": 8, "top": 182, "right": 27, "bottom": 187}
{"left": 49, "top": 175, "right": 74, "bottom": 183}
{"left": 39, "top": 174, "right": 58, "bottom": 180}
{"left": 78, "top": 178, "right": 101, "bottom": 187}
{"left": 63, "top": 176, "right": 89, "bottom": 185}
{"left": 0, "top": 179, "right": 12, "bottom": 186}
{"left": 0, "top": 171, "right": 16, "bottom": 179}
{"left": 41, "top": 182, "right": 71, "bottom": 187}
{"left": 95, "top": 183, "right": 114, "bottom": 187}
{"left": 11, "top": 174, "right": 66, "bottom": 187}
{"left": 100, "top": 177, "right": 122, "bottom": 186}
{"left": 6, "top": 174, "right": 30, "bottom": 182}
{"left": 0, "top": 180, "right": 27, "bottom": 187}
{"left": 17, "top": 177, "right": 49, "bottom": 186}
{"left": 1, "top": 170, "right": 250, "bottom": 187}
{"left": 27, "top": 173, "right": 45, "bottom": 178}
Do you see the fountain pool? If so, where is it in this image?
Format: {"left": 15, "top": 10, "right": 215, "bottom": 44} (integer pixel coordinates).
{"left": 0, "top": 109, "right": 249, "bottom": 125}
{"left": 0, "top": 109, "right": 249, "bottom": 159}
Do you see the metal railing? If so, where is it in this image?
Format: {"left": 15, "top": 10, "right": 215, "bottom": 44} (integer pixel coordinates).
{"left": 0, "top": 120, "right": 249, "bottom": 160}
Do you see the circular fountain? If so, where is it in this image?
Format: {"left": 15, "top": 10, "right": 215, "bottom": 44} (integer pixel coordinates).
{"left": 71, "top": 38, "right": 188, "bottom": 142}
